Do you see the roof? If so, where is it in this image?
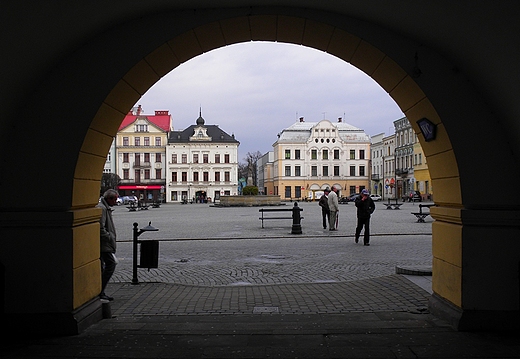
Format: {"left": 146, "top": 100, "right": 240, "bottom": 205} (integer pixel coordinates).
{"left": 119, "top": 111, "right": 172, "bottom": 132}
{"left": 276, "top": 119, "right": 369, "bottom": 143}
{"left": 168, "top": 125, "right": 239, "bottom": 144}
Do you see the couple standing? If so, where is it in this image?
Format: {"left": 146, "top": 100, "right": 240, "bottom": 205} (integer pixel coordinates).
{"left": 319, "top": 187, "right": 375, "bottom": 245}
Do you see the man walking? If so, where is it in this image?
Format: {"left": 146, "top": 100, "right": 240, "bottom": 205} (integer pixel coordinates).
{"left": 97, "top": 189, "right": 119, "bottom": 302}
{"left": 355, "top": 189, "right": 376, "bottom": 245}
{"left": 327, "top": 186, "right": 339, "bottom": 231}
{"left": 318, "top": 188, "right": 330, "bottom": 229}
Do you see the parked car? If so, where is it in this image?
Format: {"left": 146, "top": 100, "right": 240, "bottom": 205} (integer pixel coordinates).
{"left": 116, "top": 197, "right": 123, "bottom": 205}
{"left": 339, "top": 196, "right": 349, "bottom": 204}
{"left": 370, "top": 194, "right": 382, "bottom": 201}
{"left": 121, "top": 195, "right": 138, "bottom": 205}
{"left": 346, "top": 193, "right": 360, "bottom": 202}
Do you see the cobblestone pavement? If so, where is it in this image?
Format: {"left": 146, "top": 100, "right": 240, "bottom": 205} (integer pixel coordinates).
{"left": 106, "top": 201, "right": 433, "bottom": 317}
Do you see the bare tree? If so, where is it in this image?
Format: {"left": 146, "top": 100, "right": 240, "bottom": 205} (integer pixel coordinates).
{"left": 100, "top": 173, "right": 121, "bottom": 196}
{"left": 243, "top": 151, "right": 263, "bottom": 186}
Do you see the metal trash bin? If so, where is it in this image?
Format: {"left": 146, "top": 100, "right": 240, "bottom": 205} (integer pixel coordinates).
{"left": 139, "top": 240, "right": 159, "bottom": 269}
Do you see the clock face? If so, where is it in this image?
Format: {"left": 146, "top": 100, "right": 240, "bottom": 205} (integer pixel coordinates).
{"left": 417, "top": 118, "right": 436, "bottom": 142}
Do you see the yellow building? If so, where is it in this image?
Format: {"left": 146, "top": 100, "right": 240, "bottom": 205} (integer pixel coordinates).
{"left": 413, "top": 140, "right": 433, "bottom": 200}
{"left": 269, "top": 117, "right": 370, "bottom": 200}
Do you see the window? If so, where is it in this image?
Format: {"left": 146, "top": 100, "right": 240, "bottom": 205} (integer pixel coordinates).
{"left": 295, "top": 186, "right": 301, "bottom": 198}
{"left": 285, "top": 186, "right": 291, "bottom": 199}
{"left": 295, "top": 165, "right": 301, "bottom": 176}
{"left": 203, "top": 154, "right": 208, "bottom": 163}
{"left": 311, "top": 149, "right": 317, "bottom": 160}
{"left": 203, "top": 171, "right": 209, "bottom": 182}
{"left": 350, "top": 186, "right": 356, "bottom": 195}
{"left": 172, "top": 154, "right": 177, "bottom": 163}
{"left": 350, "top": 166, "right": 356, "bottom": 176}
{"left": 224, "top": 171, "right": 230, "bottom": 182}
{"left": 123, "top": 153, "right": 129, "bottom": 162}
{"left": 224, "top": 154, "right": 230, "bottom": 163}
{"left": 155, "top": 137, "right": 161, "bottom": 146}
{"left": 193, "top": 172, "right": 199, "bottom": 182}
{"left": 123, "top": 137, "right": 129, "bottom": 146}
{"left": 350, "top": 150, "right": 355, "bottom": 159}
{"left": 144, "top": 153, "right": 150, "bottom": 162}
{"left": 323, "top": 166, "right": 329, "bottom": 176}
{"left": 144, "top": 169, "right": 150, "bottom": 179}
{"left": 135, "top": 153, "right": 140, "bottom": 165}
{"left": 359, "top": 166, "right": 365, "bottom": 176}
{"left": 285, "top": 149, "right": 291, "bottom": 159}
{"left": 295, "top": 149, "right": 301, "bottom": 159}
{"left": 156, "top": 153, "right": 161, "bottom": 163}
{"left": 322, "top": 150, "right": 328, "bottom": 160}
{"left": 285, "top": 166, "right": 291, "bottom": 176}
{"left": 334, "top": 149, "right": 340, "bottom": 159}
{"left": 359, "top": 149, "right": 365, "bottom": 159}
{"left": 181, "top": 172, "right": 187, "bottom": 182}
{"left": 172, "top": 172, "right": 177, "bottom": 182}
{"left": 135, "top": 169, "right": 140, "bottom": 183}
{"left": 123, "top": 169, "right": 129, "bottom": 179}
{"left": 182, "top": 154, "right": 187, "bottom": 163}
{"left": 136, "top": 124, "right": 148, "bottom": 132}
{"left": 135, "top": 137, "right": 140, "bottom": 146}
{"left": 193, "top": 154, "right": 199, "bottom": 163}
{"left": 311, "top": 165, "right": 317, "bottom": 176}
{"left": 215, "top": 154, "right": 220, "bottom": 163}
{"left": 155, "top": 169, "right": 161, "bottom": 179}
{"left": 144, "top": 137, "right": 150, "bottom": 146}
{"left": 215, "top": 172, "right": 220, "bottom": 182}
{"left": 334, "top": 165, "right": 340, "bottom": 176}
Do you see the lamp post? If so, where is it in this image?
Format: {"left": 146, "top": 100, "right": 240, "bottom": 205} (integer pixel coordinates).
{"left": 132, "top": 221, "right": 159, "bottom": 285}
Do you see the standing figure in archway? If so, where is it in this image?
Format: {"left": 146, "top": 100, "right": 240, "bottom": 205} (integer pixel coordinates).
{"left": 97, "top": 189, "right": 119, "bottom": 302}
{"left": 355, "top": 189, "right": 376, "bottom": 246}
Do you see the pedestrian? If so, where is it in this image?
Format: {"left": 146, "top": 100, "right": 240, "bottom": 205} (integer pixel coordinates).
{"left": 318, "top": 188, "right": 331, "bottom": 229}
{"left": 96, "top": 189, "right": 119, "bottom": 302}
{"left": 327, "top": 186, "right": 339, "bottom": 231}
{"left": 354, "top": 188, "right": 376, "bottom": 246}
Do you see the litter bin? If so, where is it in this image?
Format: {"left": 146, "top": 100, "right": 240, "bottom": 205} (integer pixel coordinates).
{"left": 139, "top": 240, "right": 159, "bottom": 269}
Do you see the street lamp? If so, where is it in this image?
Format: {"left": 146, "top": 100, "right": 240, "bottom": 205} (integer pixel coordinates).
{"left": 132, "top": 221, "right": 159, "bottom": 285}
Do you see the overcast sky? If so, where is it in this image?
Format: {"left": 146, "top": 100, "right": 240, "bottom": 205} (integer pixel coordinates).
{"left": 135, "top": 42, "right": 404, "bottom": 161}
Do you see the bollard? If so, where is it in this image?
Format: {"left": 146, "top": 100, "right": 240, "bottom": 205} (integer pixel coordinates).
{"left": 291, "top": 202, "right": 303, "bottom": 234}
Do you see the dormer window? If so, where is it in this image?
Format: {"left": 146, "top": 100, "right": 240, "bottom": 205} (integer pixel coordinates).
{"left": 136, "top": 124, "right": 148, "bottom": 132}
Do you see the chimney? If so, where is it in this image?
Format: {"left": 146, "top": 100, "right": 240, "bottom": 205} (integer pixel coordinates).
{"left": 299, "top": 117, "right": 304, "bottom": 122}
{"left": 338, "top": 117, "right": 342, "bottom": 123}
{"left": 137, "top": 105, "right": 142, "bottom": 115}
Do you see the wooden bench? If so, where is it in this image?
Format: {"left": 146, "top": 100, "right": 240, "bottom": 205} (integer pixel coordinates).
{"left": 259, "top": 204, "right": 304, "bottom": 234}
{"left": 411, "top": 204, "right": 435, "bottom": 222}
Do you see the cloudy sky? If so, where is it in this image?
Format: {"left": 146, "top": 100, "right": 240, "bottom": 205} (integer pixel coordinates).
{"left": 135, "top": 41, "right": 404, "bottom": 161}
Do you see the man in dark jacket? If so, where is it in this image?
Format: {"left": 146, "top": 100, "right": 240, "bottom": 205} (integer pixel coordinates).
{"left": 318, "top": 188, "right": 330, "bottom": 229}
{"left": 96, "top": 189, "right": 119, "bottom": 302}
{"left": 354, "top": 189, "right": 376, "bottom": 246}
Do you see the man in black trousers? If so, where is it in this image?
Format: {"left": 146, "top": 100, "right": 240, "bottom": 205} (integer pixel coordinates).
{"left": 354, "top": 189, "right": 376, "bottom": 246}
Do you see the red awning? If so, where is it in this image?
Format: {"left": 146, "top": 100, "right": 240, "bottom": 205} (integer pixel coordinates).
{"left": 118, "top": 185, "right": 163, "bottom": 190}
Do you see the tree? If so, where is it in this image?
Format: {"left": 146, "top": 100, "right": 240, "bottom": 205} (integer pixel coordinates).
{"left": 100, "top": 173, "right": 121, "bottom": 196}
{"left": 243, "top": 151, "right": 263, "bottom": 186}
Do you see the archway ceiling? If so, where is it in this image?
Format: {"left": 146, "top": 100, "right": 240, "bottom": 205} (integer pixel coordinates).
{"left": 4, "top": 2, "right": 518, "bottom": 138}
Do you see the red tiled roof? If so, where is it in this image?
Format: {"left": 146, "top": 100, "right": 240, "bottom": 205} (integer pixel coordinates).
{"left": 119, "top": 111, "right": 171, "bottom": 132}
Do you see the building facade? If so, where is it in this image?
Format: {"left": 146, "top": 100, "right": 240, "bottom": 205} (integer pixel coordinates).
{"left": 370, "top": 132, "right": 385, "bottom": 197}
{"left": 394, "top": 116, "right": 415, "bottom": 199}
{"left": 268, "top": 117, "right": 370, "bottom": 200}
{"left": 257, "top": 151, "right": 274, "bottom": 195}
{"left": 166, "top": 112, "right": 239, "bottom": 203}
{"left": 413, "top": 140, "right": 433, "bottom": 200}
{"left": 382, "top": 133, "right": 397, "bottom": 199}
{"left": 116, "top": 106, "right": 171, "bottom": 203}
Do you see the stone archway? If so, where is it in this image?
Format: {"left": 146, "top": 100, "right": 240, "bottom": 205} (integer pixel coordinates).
{"left": 2, "top": 6, "right": 519, "bottom": 334}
